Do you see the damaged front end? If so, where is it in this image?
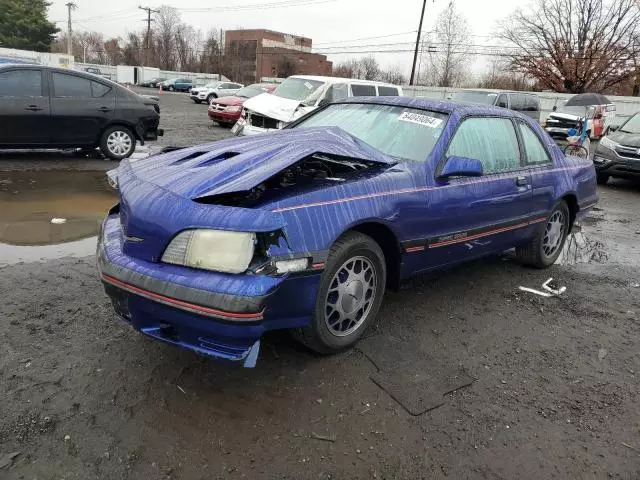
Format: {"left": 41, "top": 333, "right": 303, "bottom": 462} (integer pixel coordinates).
{"left": 98, "top": 127, "right": 395, "bottom": 367}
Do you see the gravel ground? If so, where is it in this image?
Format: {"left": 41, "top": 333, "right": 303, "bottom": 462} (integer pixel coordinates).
{"left": 1, "top": 92, "right": 640, "bottom": 480}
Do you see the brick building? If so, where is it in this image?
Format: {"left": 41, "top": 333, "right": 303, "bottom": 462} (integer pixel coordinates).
{"left": 224, "top": 29, "right": 332, "bottom": 85}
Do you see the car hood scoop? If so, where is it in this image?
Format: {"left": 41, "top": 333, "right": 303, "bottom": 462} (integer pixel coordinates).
{"left": 122, "top": 127, "right": 395, "bottom": 200}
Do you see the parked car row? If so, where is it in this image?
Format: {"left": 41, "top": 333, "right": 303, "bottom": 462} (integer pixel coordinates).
{"left": 190, "top": 81, "right": 244, "bottom": 104}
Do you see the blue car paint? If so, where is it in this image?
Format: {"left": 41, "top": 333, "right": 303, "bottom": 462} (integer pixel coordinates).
{"left": 98, "top": 96, "right": 597, "bottom": 367}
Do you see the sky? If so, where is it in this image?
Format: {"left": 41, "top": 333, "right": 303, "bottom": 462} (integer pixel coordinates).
{"left": 47, "top": 0, "right": 524, "bottom": 77}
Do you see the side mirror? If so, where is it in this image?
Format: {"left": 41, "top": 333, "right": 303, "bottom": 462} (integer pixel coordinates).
{"left": 609, "top": 124, "right": 619, "bottom": 132}
{"left": 439, "top": 156, "right": 483, "bottom": 179}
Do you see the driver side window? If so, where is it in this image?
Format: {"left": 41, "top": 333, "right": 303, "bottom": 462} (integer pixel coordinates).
{"left": 496, "top": 94, "right": 508, "bottom": 108}
{"left": 446, "top": 117, "right": 521, "bottom": 174}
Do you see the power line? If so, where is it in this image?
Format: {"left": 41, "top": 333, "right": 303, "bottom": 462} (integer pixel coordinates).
{"left": 314, "top": 30, "right": 419, "bottom": 46}
{"left": 177, "top": 0, "right": 338, "bottom": 12}
{"left": 139, "top": 6, "right": 160, "bottom": 64}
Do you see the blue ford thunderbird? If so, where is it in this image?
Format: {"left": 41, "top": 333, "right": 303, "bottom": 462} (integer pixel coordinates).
{"left": 98, "top": 97, "right": 598, "bottom": 367}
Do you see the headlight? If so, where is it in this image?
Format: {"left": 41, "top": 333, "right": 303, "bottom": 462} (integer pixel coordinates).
{"left": 226, "top": 105, "right": 242, "bottom": 112}
{"left": 106, "top": 169, "right": 118, "bottom": 189}
{"left": 599, "top": 136, "right": 618, "bottom": 150}
{"left": 162, "top": 230, "right": 256, "bottom": 274}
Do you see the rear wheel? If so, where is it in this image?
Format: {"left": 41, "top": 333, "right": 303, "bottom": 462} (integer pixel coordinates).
{"left": 100, "top": 126, "right": 135, "bottom": 160}
{"left": 293, "top": 232, "right": 386, "bottom": 354}
{"left": 516, "top": 201, "right": 570, "bottom": 268}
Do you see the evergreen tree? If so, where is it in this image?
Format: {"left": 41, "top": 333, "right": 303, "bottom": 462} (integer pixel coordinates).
{"left": 0, "top": 0, "right": 59, "bottom": 52}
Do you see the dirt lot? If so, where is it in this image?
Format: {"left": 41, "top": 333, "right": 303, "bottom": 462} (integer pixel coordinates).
{"left": 1, "top": 91, "right": 640, "bottom": 480}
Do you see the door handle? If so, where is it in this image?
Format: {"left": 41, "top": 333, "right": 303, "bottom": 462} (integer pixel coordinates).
{"left": 98, "top": 107, "right": 111, "bottom": 113}
{"left": 25, "top": 105, "right": 42, "bottom": 111}
{"left": 516, "top": 176, "right": 528, "bottom": 187}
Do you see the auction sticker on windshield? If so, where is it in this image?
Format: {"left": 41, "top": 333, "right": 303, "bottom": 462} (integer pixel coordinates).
{"left": 398, "top": 111, "right": 443, "bottom": 128}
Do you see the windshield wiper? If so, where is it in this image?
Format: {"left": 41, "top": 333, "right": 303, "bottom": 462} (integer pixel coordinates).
{"left": 618, "top": 129, "right": 633, "bottom": 133}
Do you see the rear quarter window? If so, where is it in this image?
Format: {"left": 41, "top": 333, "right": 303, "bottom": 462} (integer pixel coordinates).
{"left": 378, "top": 86, "right": 399, "bottom": 96}
{"left": 351, "top": 84, "right": 377, "bottom": 96}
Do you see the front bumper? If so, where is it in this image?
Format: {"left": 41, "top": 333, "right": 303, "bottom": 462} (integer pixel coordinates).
{"left": 190, "top": 92, "right": 208, "bottom": 100}
{"left": 593, "top": 144, "right": 640, "bottom": 178}
{"left": 97, "top": 214, "right": 320, "bottom": 366}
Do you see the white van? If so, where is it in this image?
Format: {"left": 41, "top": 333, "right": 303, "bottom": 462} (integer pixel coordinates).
{"left": 233, "top": 75, "right": 403, "bottom": 136}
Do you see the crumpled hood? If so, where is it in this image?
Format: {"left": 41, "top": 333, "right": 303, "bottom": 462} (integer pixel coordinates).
{"left": 120, "top": 127, "right": 395, "bottom": 200}
{"left": 548, "top": 112, "right": 582, "bottom": 121}
{"left": 242, "top": 93, "right": 304, "bottom": 122}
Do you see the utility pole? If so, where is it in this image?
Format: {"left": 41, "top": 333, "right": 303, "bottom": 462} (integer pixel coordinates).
{"left": 65, "top": 2, "right": 77, "bottom": 57}
{"left": 409, "top": 0, "right": 429, "bottom": 86}
{"left": 218, "top": 28, "right": 223, "bottom": 80}
{"left": 139, "top": 6, "right": 159, "bottom": 65}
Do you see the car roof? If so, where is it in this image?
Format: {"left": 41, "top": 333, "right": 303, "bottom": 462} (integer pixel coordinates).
{"left": 288, "top": 74, "right": 399, "bottom": 87}
{"left": 340, "top": 95, "right": 528, "bottom": 118}
{"left": 0, "top": 63, "right": 119, "bottom": 84}
{"left": 456, "top": 88, "right": 538, "bottom": 96}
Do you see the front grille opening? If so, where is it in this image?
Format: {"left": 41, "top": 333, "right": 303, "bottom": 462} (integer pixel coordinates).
{"left": 249, "top": 113, "right": 279, "bottom": 129}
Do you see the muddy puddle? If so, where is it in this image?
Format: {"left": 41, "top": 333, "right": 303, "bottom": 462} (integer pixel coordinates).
{"left": 0, "top": 170, "right": 116, "bottom": 265}
{"left": 556, "top": 231, "right": 609, "bottom": 265}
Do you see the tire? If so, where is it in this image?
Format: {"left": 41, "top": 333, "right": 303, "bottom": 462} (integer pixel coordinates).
{"left": 99, "top": 125, "right": 136, "bottom": 160}
{"left": 193, "top": 99, "right": 201, "bottom": 104}
{"left": 168, "top": 86, "right": 174, "bottom": 92}
{"left": 516, "top": 200, "right": 570, "bottom": 268}
{"left": 596, "top": 173, "right": 610, "bottom": 185}
{"left": 206, "top": 94, "right": 216, "bottom": 103}
{"left": 292, "top": 232, "right": 386, "bottom": 354}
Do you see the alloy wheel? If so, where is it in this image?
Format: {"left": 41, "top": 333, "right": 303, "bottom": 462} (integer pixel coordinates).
{"left": 543, "top": 210, "right": 566, "bottom": 257}
{"left": 324, "top": 256, "right": 377, "bottom": 337}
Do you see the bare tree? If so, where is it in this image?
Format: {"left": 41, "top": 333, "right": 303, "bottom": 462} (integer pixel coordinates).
{"left": 153, "top": 6, "right": 180, "bottom": 70}
{"left": 498, "top": 0, "right": 640, "bottom": 93}
{"left": 359, "top": 55, "right": 380, "bottom": 80}
{"left": 378, "top": 64, "right": 407, "bottom": 84}
{"left": 421, "top": 2, "right": 471, "bottom": 87}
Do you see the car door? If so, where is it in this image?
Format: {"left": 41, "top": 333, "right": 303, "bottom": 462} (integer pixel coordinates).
{"left": 422, "top": 116, "right": 534, "bottom": 266}
{"left": 49, "top": 71, "right": 116, "bottom": 146}
{"left": 515, "top": 120, "right": 557, "bottom": 220}
{"left": 218, "top": 83, "right": 235, "bottom": 96}
{"left": 0, "top": 67, "right": 51, "bottom": 145}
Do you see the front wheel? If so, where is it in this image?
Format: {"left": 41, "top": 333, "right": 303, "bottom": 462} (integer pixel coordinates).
{"left": 596, "top": 173, "right": 610, "bottom": 185}
{"left": 100, "top": 126, "right": 135, "bottom": 160}
{"left": 516, "top": 201, "right": 570, "bottom": 268}
{"left": 168, "top": 86, "right": 174, "bottom": 92}
{"left": 292, "top": 232, "right": 386, "bottom": 354}
{"left": 206, "top": 94, "right": 216, "bottom": 103}
{"left": 193, "top": 99, "right": 201, "bottom": 104}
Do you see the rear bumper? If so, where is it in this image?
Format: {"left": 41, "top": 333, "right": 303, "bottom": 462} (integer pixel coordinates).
{"left": 97, "top": 214, "right": 319, "bottom": 366}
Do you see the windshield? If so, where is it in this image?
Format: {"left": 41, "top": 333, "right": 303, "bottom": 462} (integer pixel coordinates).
{"left": 273, "top": 77, "right": 325, "bottom": 103}
{"left": 236, "top": 85, "right": 267, "bottom": 98}
{"left": 294, "top": 103, "right": 448, "bottom": 162}
{"left": 452, "top": 91, "right": 497, "bottom": 105}
{"left": 619, "top": 113, "right": 640, "bottom": 133}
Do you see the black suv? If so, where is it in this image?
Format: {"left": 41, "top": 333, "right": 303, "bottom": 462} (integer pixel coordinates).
{"left": 0, "top": 65, "right": 163, "bottom": 160}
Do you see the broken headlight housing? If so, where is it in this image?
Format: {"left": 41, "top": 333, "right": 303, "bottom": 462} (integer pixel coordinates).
{"left": 162, "top": 229, "right": 256, "bottom": 274}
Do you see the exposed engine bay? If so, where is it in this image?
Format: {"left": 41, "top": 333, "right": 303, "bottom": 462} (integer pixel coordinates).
{"left": 195, "top": 153, "right": 387, "bottom": 208}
